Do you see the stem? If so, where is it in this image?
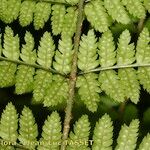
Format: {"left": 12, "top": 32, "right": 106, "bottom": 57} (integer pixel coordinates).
{"left": 79, "top": 63, "right": 150, "bottom": 74}
{"left": 137, "top": 18, "right": 145, "bottom": 33}
{"left": 60, "top": 0, "right": 85, "bottom": 149}
{"left": 0, "top": 56, "right": 65, "bottom": 76}
{"left": 23, "top": 0, "right": 73, "bottom": 6}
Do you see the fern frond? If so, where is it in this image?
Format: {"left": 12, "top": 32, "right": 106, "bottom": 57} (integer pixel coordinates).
{"left": 144, "top": 0, "right": 150, "bottom": 13}
{"left": 138, "top": 133, "right": 150, "bottom": 150}
{"left": 3, "top": 26, "right": 19, "bottom": 60}
{"left": 117, "top": 30, "right": 140, "bottom": 103}
{"left": 99, "top": 70, "right": 125, "bottom": 102}
{"left": 33, "top": 70, "right": 52, "bottom": 103}
{"left": 136, "top": 28, "right": 150, "bottom": 64}
{"left": 65, "top": 0, "right": 79, "bottom": 5}
{"left": 92, "top": 114, "right": 113, "bottom": 150}
{"left": 51, "top": 4, "right": 66, "bottom": 35}
{"left": 38, "top": 112, "right": 62, "bottom": 150}
{"left": 0, "top": 102, "right": 18, "bottom": 142}
{"left": 98, "top": 30, "right": 116, "bottom": 67}
{"left": 136, "top": 28, "right": 150, "bottom": 93}
{"left": 0, "top": 0, "right": 21, "bottom": 23}
{"left": 98, "top": 30, "right": 124, "bottom": 102}
{"left": 62, "top": 7, "right": 77, "bottom": 37}
{"left": 34, "top": 2, "right": 51, "bottom": 30}
{"left": 78, "top": 30, "right": 99, "bottom": 71}
{"left": 53, "top": 35, "right": 73, "bottom": 74}
{"left": 115, "top": 119, "right": 139, "bottom": 150}
{"left": 122, "top": 0, "right": 146, "bottom": 19}
{"left": 43, "top": 75, "right": 69, "bottom": 107}
{"left": 104, "top": 0, "right": 130, "bottom": 24}
{"left": 18, "top": 106, "right": 38, "bottom": 149}
{"left": 76, "top": 73, "right": 101, "bottom": 112}
{"left": 15, "top": 32, "right": 36, "bottom": 94}
{"left": 84, "top": 0, "right": 110, "bottom": 32}
{"left": 19, "top": 1, "right": 36, "bottom": 27}
{"left": 37, "top": 31, "right": 55, "bottom": 68}
{"left": 0, "top": 27, "right": 19, "bottom": 87}
{"left": 33, "top": 31, "right": 55, "bottom": 103}
{"left": 67, "top": 115, "right": 91, "bottom": 150}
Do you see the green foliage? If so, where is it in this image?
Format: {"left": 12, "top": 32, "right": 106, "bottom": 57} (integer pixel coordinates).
{"left": 19, "top": 1, "right": 36, "bottom": 27}
{"left": 104, "top": 0, "right": 130, "bottom": 24}
{"left": 19, "top": 107, "right": 38, "bottom": 149}
{"left": 43, "top": 75, "right": 69, "bottom": 107}
{"left": 0, "top": 103, "right": 18, "bottom": 143}
{"left": 136, "top": 28, "right": 150, "bottom": 93}
{"left": 53, "top": 35, "right": 73, "bottom": 74}
{"left": 84, "top": 0, "right": 110, "bottom": 32}
{"left": 138, "top": 133, "right": 150, "bottom": 150}
{"left": 15, "top": 32, "right": 36, "bottom": 94}
{"left": 78, "top": 30, "right": 99, "bottom": 71}
{"left": 0, "top": 103, "right": 148, "bottom": 150}
{"left": 0, "top": 26, "right": 150, "bottom": 110}
{"left": 34, "top": 2, "right": 51, "bottom": 30}
{"left": 115, "top": 119, "right": 139, "bottom": 150}
{"left": 51, "top": 4, "right": 65, "bottom": 35}
{"left": 144, "top": 0, "right": 150, "bottom": 13}
{"left": 38, "top": 111, "right": 62, "bottom": 150}
{"left": 62, "top": 7, "right": 77, "bottom": 37}
{"left": 0, "top": 27, "right": 19, "bottom": 87}
{"left": 92, "top": 114, "right": 113, "bottom": 150}
{"left": 122, "top": 0, "right": 146, "bottom": 19}
{"left": 0, "top": 1, "right": 150, "bottom": 150}
{"left": 0, "top": 0, "right": 21, "bottom": 23}
{"left": 67, "top": 115, "right": 90, "bottom": 150}
{"left": 76, "top": 73, "right": 101, "bottom": 112}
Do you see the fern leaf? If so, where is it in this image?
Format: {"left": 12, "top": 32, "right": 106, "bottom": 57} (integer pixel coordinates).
{"left": 33, "top": 70, "right": 52, "bottom": 103}
{"left": 136, "top": 28, "right": 150, "bottom": 93}
{"left": 38, "top": 112, "right": 62, "bottom": 150}
{"left": 44, "top": 75, "right": 68, "bottom": 107}
{"left": 118, "top": 68, "right": 140, "bottom": 103}
{"left": 122, "top": 0, "right": 146, "bottom": 19}
{"left": 0, "top": 0, "right": 21, "bottom": 23}
{"left": 78, "top": 30, "right": 99, "bottom": 71}
{"left": 117, "top": 30, "right": 140, "bottom": 103}
{"left": 138, "top": 133, "right": 150, "bottom": 150}
{"left": 76, "top": 73, "right": 101, "bottom": 112}
{"left": 104, "top": 0, "right": 130, "bottom": 24}
{"left": 19, "top": 1, "right": 36, "bottom": 27}
{"left": 37, "top": 31, "right": 55, "bottom": 68}
{"left": 53, "top": 35, "right": 73, "bottom": 74}
{"left": 18, "top": 106, "right": 38, "bottom": 149}
{"left": 0, "top": 62, "right": 16, "bottom": 87}
{"left": 34, "top": 2, "right": 51, "bottom": 30}
{"left": 84, "top": 0, "right": 110, "bottom": 32}
{"left": 92, "top": 114, "right": 113, "bottom": 150}
{"left": 136, "top": 28, "right": 150, "bottom": 64}
{"left": 51, "top": 4, "right": 66, "bottom": 35}
{"left": 0, "top": 27, "right": 19, "bottom": 87}
{"left": 138, "top": 67, "right": 150, "bottom": 93}
{"left": 62, "top": 7, "right": 77, "bottom": 37}
{"left": 67, "top": 115, "right": 91, "bottom": 150}
{"left": 15, "top": 32, "right": 36, "bottom": 94}
{"left": 99, "top": 70, "right": 125, "bottom": 102}
{"left": 144, "top": 0, "right": 150, "bottom": 13}
{"left": 3, "top": 26, "right": 19, "bottom": 60}
{"left": 117, "top": 30, "right": 135, "bottom": 65}
{"left": 115, "top": 119, "right": 139, "bottom": 150}
{"left": 98, "top": 30, "right": 116, "bottom": 67}
{"left": 0, "top": 33, "right": 2, "bottom": 55}
{"left": 0, "top": 102, "right": 18, "bottom": 142}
